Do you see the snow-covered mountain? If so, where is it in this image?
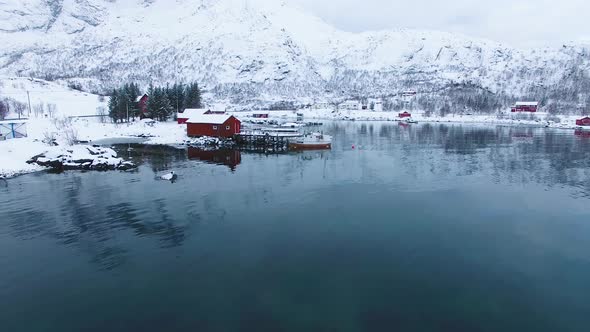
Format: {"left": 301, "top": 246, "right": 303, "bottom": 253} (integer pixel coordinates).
{"left": 1, "top": 0, "right": 589, "bottom": 109}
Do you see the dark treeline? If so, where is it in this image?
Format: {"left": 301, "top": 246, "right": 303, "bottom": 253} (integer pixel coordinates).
{"left": 108, "top": 82, "right": 202, "bottom": 122}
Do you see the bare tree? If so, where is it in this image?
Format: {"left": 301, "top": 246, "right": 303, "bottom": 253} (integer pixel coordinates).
{"left": 96, "top": 106, "right": 108, "bottom": 124}
{"left": 11, "top": 100, "right": 28, "bottom": 118}
{"left": 47, "top": 103, "right": 57, "bottom": 118}
{"left": 33, "top": 102, "right": 45, "bottom": 118}
{"left": 52, "top": 117, "right": 78, "bottom": 145}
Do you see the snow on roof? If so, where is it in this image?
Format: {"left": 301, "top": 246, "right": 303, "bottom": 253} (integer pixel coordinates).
{"left": 187, "top": 114, "right": 234, "bottom": 125}
{"left": 135, "top": 94, "right": 148, "bottom": 102}
{"left": 515, "top": 102, "right": 538, "bottom": 106}
{"left": 178, "top": 108, "right": 209, "bottom": 118}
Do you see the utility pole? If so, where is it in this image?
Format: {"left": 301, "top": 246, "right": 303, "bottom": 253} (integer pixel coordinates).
{"left": 26, "top": 91, "right": 32, "bottom": 118}
{"left": 126, "top": 102, "right": 129, "bottom": 123}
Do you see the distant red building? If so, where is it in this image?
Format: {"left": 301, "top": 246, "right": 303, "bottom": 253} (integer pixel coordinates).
{"left": 511, "top": 102, "right": 538, "bottom": 112}
{"left": 398, "top": 111, "right": 412, "bottom": 118}
{"left": 136, "top": 94, "right": 149, "bottom": 118}
{"left": 253, "top": 113, "right": 269, "bottom": 118}
{"left": 187, "top": 114, "right": 241, "bottom": 138}
{"left": 576, "top": 117, "right": 590, "bottom": 126}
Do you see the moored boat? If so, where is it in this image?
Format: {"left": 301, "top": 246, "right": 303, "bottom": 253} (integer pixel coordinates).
{"left": 289, "top": 132, "right": 332, "bottom": 150}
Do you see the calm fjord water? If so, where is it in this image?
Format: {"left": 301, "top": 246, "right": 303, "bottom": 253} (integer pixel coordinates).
{"left": 1, "top": 122, "right": 590, "bottom": 332}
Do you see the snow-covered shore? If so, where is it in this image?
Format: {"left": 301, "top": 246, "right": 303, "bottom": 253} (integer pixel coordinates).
{"left": 0, "top": 118, "right": 223, "bottom": 178}
{"left": 232, "top": 108, "right": 581, "bottom": 130}
{"left": 1, "top": 107, "right": 585, "bottom": 179}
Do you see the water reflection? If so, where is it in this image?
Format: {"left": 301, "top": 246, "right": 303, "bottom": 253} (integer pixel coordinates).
{"left": 188, "top": 147, "right": 242, "bottom": 171}
{"left": 1, "top": 122, "right": 590, "bottom": 272}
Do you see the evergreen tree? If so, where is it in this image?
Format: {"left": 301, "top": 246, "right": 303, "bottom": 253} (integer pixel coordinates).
{"left": 108, "top": 89, "right": 121, "bottom": 122}
{"left": 184, "top": 82, "right": 202, "bottom": 109}
{"left": 168, "top": 83, "right": 186, "bottom": 113}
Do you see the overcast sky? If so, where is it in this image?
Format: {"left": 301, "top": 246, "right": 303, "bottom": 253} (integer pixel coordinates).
{"left": 289, "top": 0, "right": 590, "bottom": 47}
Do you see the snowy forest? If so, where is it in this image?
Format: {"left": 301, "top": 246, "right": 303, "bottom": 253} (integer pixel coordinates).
{"left": 108, "top": 82, "right": 202, "bottom": 122}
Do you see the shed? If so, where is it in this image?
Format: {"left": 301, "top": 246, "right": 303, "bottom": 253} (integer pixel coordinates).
{"left": 187, "top": 114, "right": 241, "bottom": 138}
{"left": 0, "top": 119, "right": 28, "bottom": 140}
{"left": 576, "top": 117, "right": 590, "bottom": 126}
{"left": 511, "top": 102, "right": 538, "bottom": 113}
{"left": 398, "top": 111, "right": 412, "bottom": 118}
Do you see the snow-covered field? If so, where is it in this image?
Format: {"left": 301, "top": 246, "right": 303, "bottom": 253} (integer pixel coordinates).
{"left": 1, "top": 77, "right": 107, "bottom": 118}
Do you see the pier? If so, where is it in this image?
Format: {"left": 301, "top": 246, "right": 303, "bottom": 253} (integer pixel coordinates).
{"left": 234, "top": 131, "right": 302, "bottom": 152}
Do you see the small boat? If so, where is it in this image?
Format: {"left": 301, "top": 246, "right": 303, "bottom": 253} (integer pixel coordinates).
{"left": 289, "top": 132, "right": 332, "bottom": 150}
{"left": 403, "top": 117, "right": 418, "bottom": 124}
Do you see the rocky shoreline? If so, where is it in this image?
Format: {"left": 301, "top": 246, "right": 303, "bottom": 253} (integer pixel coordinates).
{"left": 27, "top": 145, "right": 136, "bottom": 172}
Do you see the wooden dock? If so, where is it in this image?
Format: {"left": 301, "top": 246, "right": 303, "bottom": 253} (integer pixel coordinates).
{"left": 234, "top": 132, "right": 302, "bottom": 152}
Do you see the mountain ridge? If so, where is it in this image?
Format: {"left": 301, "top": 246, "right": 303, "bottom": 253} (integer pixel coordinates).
{"left": 1, "top": 0, "right": 589, "bottom": 111}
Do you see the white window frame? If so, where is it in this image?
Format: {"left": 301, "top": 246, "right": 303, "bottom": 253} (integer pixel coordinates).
{"left": 226, "top": 126, "right": 231, "bottom": 130}
{"left": 212, "top": 125, "right": 218, "bottom": 130}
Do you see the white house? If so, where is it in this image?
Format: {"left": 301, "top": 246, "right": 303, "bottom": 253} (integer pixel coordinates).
{"left": 339, "top": 100, "right": 360, "bottom": 111}
{"left": 312, "top": 102, "right": 332, "bottom": 110}
{"left": 368, "top": 98, "right": 384, "bottom": 112}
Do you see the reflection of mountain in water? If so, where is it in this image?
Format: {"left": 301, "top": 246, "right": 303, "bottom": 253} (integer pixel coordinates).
{"left": 188, "top": 148, "right": 242, "bottom": 171}
{"left": 334, "top": 122, "right": 590, "bottom": 196}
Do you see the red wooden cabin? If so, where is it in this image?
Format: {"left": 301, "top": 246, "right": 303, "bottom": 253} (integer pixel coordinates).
{"left": 136, "top": 94, "right": 149, "bottom": 118}
{"left": 398, "top": 111, "right": 412, "bottom": 118}
{"left": 187, "top": 115, "right": 241, "bottom": 138}
{"left": 511, "top": 102, "right": 538, "bottom": 112}
{"left": 576, "top": 117, "right": 590, "bottom": 126}
{"left": 253, "top": 113, "right": 269, "bottom": 119}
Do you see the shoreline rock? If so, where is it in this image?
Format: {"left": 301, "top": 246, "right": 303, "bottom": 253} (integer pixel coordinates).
{"left": 27, "top": 145, "right": 136, "bottom": 172}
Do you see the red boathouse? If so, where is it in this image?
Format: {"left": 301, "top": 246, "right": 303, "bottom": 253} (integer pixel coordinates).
{"left": 187, "top": 114, "right": 241, "bottom": 138}
{"left": 398, "top": 111, "right": 412, "bottom": 118}
{"left": 576, "top": 117, "right": 590, "bottom": 126}
{"left": 511, "top": 102, "right": 538, "bottom": 113}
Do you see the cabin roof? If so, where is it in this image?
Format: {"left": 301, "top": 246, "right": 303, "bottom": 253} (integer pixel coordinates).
{"left": 515, "top": 102, "right": 538, "bottom": 106}
{"left": 178, "top": 108, "right": 210, "bottom": 118}
{"left": 187, "top": 114, "right": 235, "bottom": 125}
{"left": 135, "top": 94, "right": 148, "bottom": 102}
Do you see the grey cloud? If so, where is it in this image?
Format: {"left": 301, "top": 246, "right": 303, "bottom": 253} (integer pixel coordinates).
{"left": 288, "top": 0, "right": 590, "bottom": 47}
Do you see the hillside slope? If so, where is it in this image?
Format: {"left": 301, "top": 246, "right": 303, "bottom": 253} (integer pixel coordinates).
{"left": 1, "top": 0, "right": 589, "bottom": 110}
